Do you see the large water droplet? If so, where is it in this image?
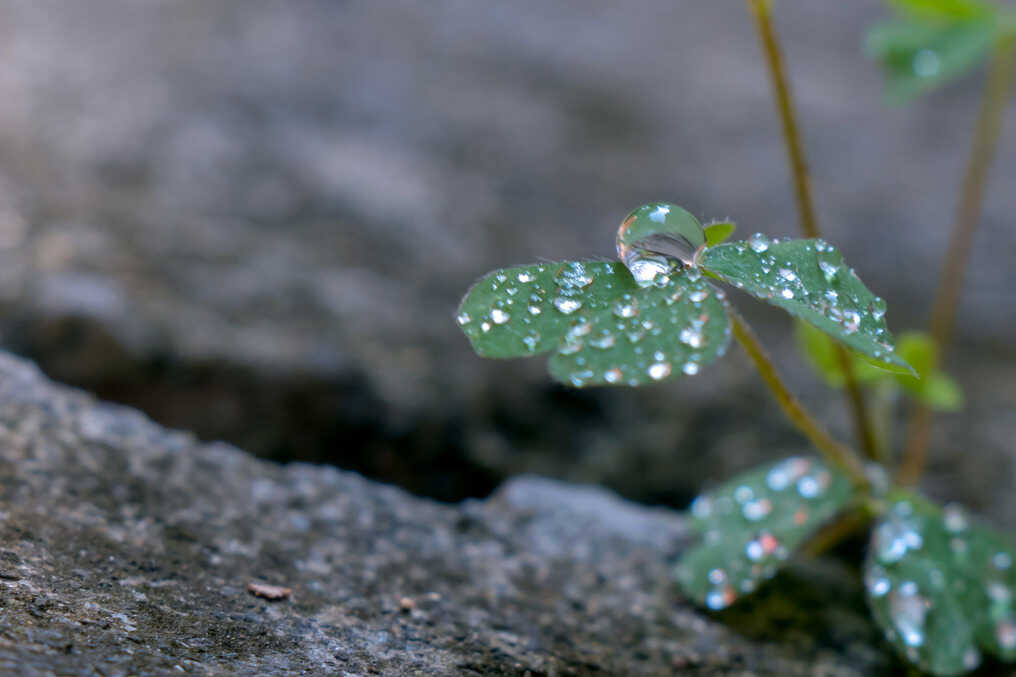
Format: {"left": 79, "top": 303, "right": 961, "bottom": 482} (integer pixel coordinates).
{"left": 553, "top": 297, "right": 583, "bottom": 314}
{"left": 617, "top": 202, "right": 705, "bottom": 267}
{"left": 624, "top": 252, "right": 671, "bottom": 287}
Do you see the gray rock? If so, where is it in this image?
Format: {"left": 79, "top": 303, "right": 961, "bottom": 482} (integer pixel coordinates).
{"left": 0, "top": 0, "right": 1012, "bottom": 510}
{"left": 0, "top": 351, "right": 895, "bottom": 675}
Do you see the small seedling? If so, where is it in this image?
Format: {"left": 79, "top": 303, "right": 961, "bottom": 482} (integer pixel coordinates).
{"left": 456, "top": 0, "right": 1016, "bottom": 674}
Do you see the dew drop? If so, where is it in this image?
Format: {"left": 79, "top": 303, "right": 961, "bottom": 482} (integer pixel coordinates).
{"left": 554, "top": 262, "right": 594, "bottom": 290}
{"left": 943, "top": 504, "right": 968, "bottom": 533}
{"left": 748, "top": 233, "right": 770, "bottom": 253}
{"left": 614, "top": 296, "right": 639, "bottom": 318}
{"left": 818, "top": 248, "right": 841, "bottom": 282}
{"left": 522, "top": 332, "right": 541, "bottom": 351}
{"left": 997, "top": 619, "right": 1016, "bottom": 650}
{"left": 481, "top": 322, "right": 492, "bottom": 333}
{"left": 866, "top": 565, "right": 891, "bottom": 598}
{"left": 589, "top": 332, "right": 616, "bottom": 349}
{"left": 490, "top": 308, "right": 511, "bottom": 325}
{"left": 689, "top": 289, "right": 708, "bottom": 303}
{"left": 870, "top": 296, "right": 887, "bottom": 321}
{"left": 682, "top": 361, "right": 700, "bottom": 376}
{"left": 780, "top": 288, "right": 794, "bottom": 300}
{"left": 890, "top": 581, "right": 928, "bottom": 648}
{"left": 648, "top": 362, "right": 672, "bottom": 380}
{"left": 742, "top": 498, "right": 772, "bottom": 521}
{"left": 569, "top": 369, "right": 594, "bottom": 387}
{"left": 685, "top": 267, "right": 702, "bottom": 282}
{"left": 604, "top": 367, "right": 623, "bottom": 383}
{"left": 528, "top": 305, "right": 542, "bottom": 316}
{"left": 517, "top": 271, "right": 534, "bottom": 283}
{"left": 680, "top": 327, "right": 704, "bottom": 348}
{"left": 553, "top": 297, "right": 583, "bottom": 314}
{"left": 778, "top": 268, "right": 797, "bottom": 282}
{"left": 457, "top": 311, "right": 472, "bottom": 326}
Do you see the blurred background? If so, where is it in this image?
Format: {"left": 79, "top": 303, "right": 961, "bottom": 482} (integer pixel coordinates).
{"left": 0, "top": 0, "right": 1013, "bottom": 525}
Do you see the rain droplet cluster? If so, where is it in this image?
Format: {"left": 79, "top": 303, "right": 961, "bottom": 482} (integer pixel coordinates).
{"left": 700, "top": 238, "right": 904, "bottom": 370}
{"left": 677, "top": 457, "right": 853, "bottom": 611}
{"left": 865, "top": 499, "right": 1016, "bottom": 674}
{"left": 458, "top": 255, "right": 732, "bottom": 387}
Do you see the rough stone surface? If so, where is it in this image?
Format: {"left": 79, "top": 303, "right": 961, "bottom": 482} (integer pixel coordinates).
{"left": 0, "top": 0, "right": 1012, "bottom": 513}
{"left": 0, "top": 351, "right": 901, "bottom": 675}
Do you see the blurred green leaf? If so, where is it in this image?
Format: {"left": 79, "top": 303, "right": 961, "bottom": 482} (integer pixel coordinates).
{"left": 889, "top": 0, "right": 998, "bottom": 22}
{"left": 677, "top": 456, "right": 856, "bottom": 610}
{"left": 703, "top": 221, "right": 737, "bottom": 248}
{"left": 865, "top": 496, "right": 1016, "bottom": 675}
{"left": 794, "top": 320, "right": 887, "bottom": 387}
{"left": 457, "top": 260, "right": 731, "bottom": 387}
{"left": 700, "top": 237, "right": 912, "bottom": 374}
{"left": 866, "top": 16, "right": 998, "bottom": 101}
{"left": 894, "top": 331, "right": 965, "bottom": 410}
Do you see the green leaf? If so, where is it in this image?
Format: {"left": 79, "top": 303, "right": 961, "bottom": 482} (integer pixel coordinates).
{"left": 920, "top": 373, "right": 964, "bottom": 410}
{"left": 457, "top": 260, "right": 731, "bottom": 387}
{"left": 794, "top": 320, "right": 888, "bottom": 387}
{"left": 699, "top": 237, "right": 912, "bottom": 374}
{"left": 703, "top": 221, "right": 736, "bottom": 247}
{"left": 866, "top": 16, "right": 997, "bottom": 101}
{"left": 677, "top": 456, "right": 855, "bottom": 610}
{"left": 865, "top": 496, "right": 1016, "bottom": 675}
{"left": 894, "top": 332, "right": 965, "bottom": 410}
{"left": 889, "top": 0, "right": 998, "bottom": 22}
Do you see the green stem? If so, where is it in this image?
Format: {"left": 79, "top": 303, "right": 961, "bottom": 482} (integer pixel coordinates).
{"left": 730, "top": 309, "right": 869, "bottom": 488}
{"left": 898, "top": 34, "right": 1016, "bottom": 486}
{"left": 746, "top": 0, "right": 880, "bottom": 462}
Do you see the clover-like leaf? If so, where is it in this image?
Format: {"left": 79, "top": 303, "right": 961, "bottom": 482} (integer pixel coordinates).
{"left": 865, "top": 496, "right": 1016, "bottom": 675}
{"left": 676, "top": 456, "right": 855, "bottom": 610}
{"left": 699, "top": 237, "right": 912, "bottom": 373}
{"left": 866, "top": 14, "right": 998, "bottom": 101}
{"left": 457, "top": 259, "right": 731, "bottom": 387}
{"left": 703, "top": 221, "right": 736, "bottom": 247}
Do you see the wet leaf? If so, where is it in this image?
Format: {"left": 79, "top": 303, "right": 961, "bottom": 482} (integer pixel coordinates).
{"left": 699, "top": 238, "right": 912, "bottom": 373}
{"left": 866, "top": 15, "right": 998, "bottom": 101}
{"left": 457, "top": 260, "right": 732, "bottom": 387}
{"left": 677, "top": 456, "right": 855, "bottom": 610}
{"left": 703, "top": 221, "right": 736, "bottom": 247}
{"left": 794, "top": 320, "right": 887, "bottom": 387}
{"left": 865, "top": 496, "right": 1016, "bottom": 675}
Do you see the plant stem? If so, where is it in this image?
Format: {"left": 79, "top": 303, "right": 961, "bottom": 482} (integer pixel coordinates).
{"left": 897, "top": 34, "right": 1016, "bottom": 486}
{"left": 730, "top": 309, "right": 869, "bottom": 488}
{"left": 745, "top": 0, "right": 880, "bottom": 462}
{"left": 800, "top": 508, "right": 872, "bottom": 559}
